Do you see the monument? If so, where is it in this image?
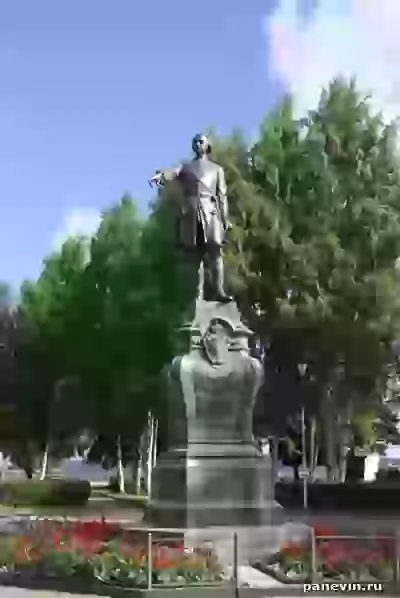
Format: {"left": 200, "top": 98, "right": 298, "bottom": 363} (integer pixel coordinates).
{"left": 148, "top": 134, "right": 282, "bottom": 562}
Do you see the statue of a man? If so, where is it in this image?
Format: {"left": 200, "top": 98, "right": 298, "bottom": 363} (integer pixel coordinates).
{"left": 149, "top": 133, "right": 232, "bottom": 303}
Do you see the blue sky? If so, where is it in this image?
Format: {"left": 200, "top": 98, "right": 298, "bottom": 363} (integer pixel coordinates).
{"left": 2, "top": 0, "right": 399, "bottom": 287}
{"left": 1, "top": 0, "right": 285, "bottom": 286}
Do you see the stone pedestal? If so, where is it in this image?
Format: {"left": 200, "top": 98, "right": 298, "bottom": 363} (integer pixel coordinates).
{"left": 147, "top": 442, "right": 279, "bottom": 528}
{"left": 146, "top": 300, "right": 283, "bottom": 562}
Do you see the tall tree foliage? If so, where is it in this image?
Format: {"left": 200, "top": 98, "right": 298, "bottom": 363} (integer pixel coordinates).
{"left": 77, "top": 197, "right": 151, "bottom": 452}
{"left": 0, "top": 283, "right": 18, "bottom": 449}
{"left": 14, "top": 238, "right": 89, "bottom": 474}
{"left": 213, "top": 80, "right": 400, "bottom": 473}
{"left": 14, "top": 78, "right": 400, "bottom": 480}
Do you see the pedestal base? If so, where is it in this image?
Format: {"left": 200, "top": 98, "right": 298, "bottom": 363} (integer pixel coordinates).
{"left": 146, "top": 442, "right": 283, "bottom": 534}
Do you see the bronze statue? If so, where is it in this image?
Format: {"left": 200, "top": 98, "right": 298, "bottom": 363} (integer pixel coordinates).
{"left": 149, "top": 133, "right": 232, "bottom": 303}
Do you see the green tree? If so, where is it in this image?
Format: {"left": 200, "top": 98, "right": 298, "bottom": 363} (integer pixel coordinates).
{"left": 76, "top": 195, "right": 181, "bottom": 489}
{"left": 16, "top": 237, "right": 90, "bottom": 476}
{"left": 213, "top": 79, "right": 400, "bottom": 478}
{"left": 15, "top": 194, "right": 183, "bottom": 486}
{"left": 16, "top": 78, "right": 400, "bottom": 485}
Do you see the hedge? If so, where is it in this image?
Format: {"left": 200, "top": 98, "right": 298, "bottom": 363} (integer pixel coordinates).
{"left": 376, "top": 468, "right": 400, "bottom": 483}
{"left": 275, "top": 480, "right": 400, "bottom": 510}
{"left": 0, "top": 479, "right": 91, "bottom": 507}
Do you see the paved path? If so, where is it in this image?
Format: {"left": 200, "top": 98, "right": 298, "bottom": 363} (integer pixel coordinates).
{"left": 1, "top": 590, "right": 394, "bottom": 598}
{"left": 0, "top": 591, "right": 101, "bottom": 598}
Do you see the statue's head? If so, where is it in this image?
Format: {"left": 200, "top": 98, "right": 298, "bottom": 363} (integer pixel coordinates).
{"left": 192, "top": 133, "right": 212, "bottom": 158}
{"left": 202, "top": 317, "right": 234, "bottom": 365}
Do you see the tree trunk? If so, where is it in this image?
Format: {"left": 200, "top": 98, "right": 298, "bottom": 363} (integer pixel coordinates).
{"left": 338, "top": 403, "right": 352, "bottom": 483}
{"left": 338, "top": 445, "right": 348, "bottom": 482}
{"left": 135, "top": 454, "right": 143, "bottom": 495}
{"left": 146, "top": 412, "right": 155, "bottom": 500}
{"left": 83, "top": 442, "right": 93, "bottom": 462}
{"left": 39, "top": 442, "right": 50, "bottom": 481}
{"left": 323, "top": 385, "right": 336, "bottom": 482}
{"left": 135, "top": 424, "right": 148, "bottom": 495}
{"left": 309, "top": 417, "right": 317, "bottom": 476}
{"left": 300, "top": 407, "right": 307, "bottom": 472}
{"left": 337, "top": 412, "right": 346, "bottom": 483}
{"left": 0, "top": 454, "right": 5, "bottom": 482}
{"left": 152, "top": 418, "right": 158, "bottom": 469}
{"left": 116, "top": 436, "right": 125, "bottom": 494}
{"left": 24, "top": 466, "right": 33, "bottom": 480}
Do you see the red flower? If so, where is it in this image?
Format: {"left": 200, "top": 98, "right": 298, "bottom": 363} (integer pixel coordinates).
{"left": 67, "top": 519, "right": 118, "bottom": 543}
{"left": 174, "top": 540, "right": 185, "bottom": 552}
{"left": 153, "top": 555, "right": 172, "bottom": 569}
{"left": 153, "top": 548, "right": 171, "bottom": 569}
{"left": 317, "top": 539, "right": 349, "bottom": 566}
{"left": 117, "top": 542, "right": 139, "bottom": 559}
{"left": 318, "top": 539, "right": 346, "bottom": 553}
{"left": 313, "top": 525, "right": 336, "bottom": 538}
{"left": 69, "top": 536, "right": 103, "bottom": 557}
{"left": 281, "top": 543, "right": 305, "bottom": 558}
{"left": 376, "top": 539, "right": 395, "bottom": 559}
{"left": 317, "top": 541, "right": 331, "bottom": 556}
{"left": 151, "top": 545, "right": 177, "bottom": 569}
{"left": 325, "top": 550, "right": 346, "bottom": 567}
{"left": 317, "top": 537, "right": 389, "bottom": 570}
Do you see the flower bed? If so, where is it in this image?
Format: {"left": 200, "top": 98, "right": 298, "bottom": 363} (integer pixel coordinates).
{"left": 255, "top": 525, "right": 396, "bottom": 583}
{"left": 0, "top": 518, "right": 224, "bottom": 591}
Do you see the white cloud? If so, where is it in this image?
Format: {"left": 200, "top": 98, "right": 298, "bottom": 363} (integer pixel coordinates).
{"left": 52, "top": 207, "right": 101, "bottom": 250}
{"left": 264, "top": 0, "right": 400, "bottom": 121}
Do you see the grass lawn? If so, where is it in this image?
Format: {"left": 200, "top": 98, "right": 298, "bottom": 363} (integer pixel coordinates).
{"left": 0, "top": 495, "right": 146, "bottom": 521}
{"left": 0, "top": 478, "right": 148, "bottom": 521}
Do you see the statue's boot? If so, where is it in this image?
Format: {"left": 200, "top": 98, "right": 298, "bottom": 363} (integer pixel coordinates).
{"left": 212, "top": 255, "right": 232, "bottom": 303}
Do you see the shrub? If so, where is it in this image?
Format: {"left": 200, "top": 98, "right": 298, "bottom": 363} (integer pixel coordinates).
{"left": 0, "top": 479, "right": 91, "bottom": 507}
{"left": 376, "top": 469, "right": 400, "bottom": 484}
{"left": 275, "top": 480, "right": 400, "bottom": 510}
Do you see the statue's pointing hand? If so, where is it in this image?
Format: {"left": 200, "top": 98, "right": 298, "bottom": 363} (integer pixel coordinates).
{"left": 148, "top": 171, "right": 164, "bottom": 188}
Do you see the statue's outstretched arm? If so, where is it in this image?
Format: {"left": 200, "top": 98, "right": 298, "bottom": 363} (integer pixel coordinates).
{"left": 149, "top": 165, "right": 182, "bottom": 188}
